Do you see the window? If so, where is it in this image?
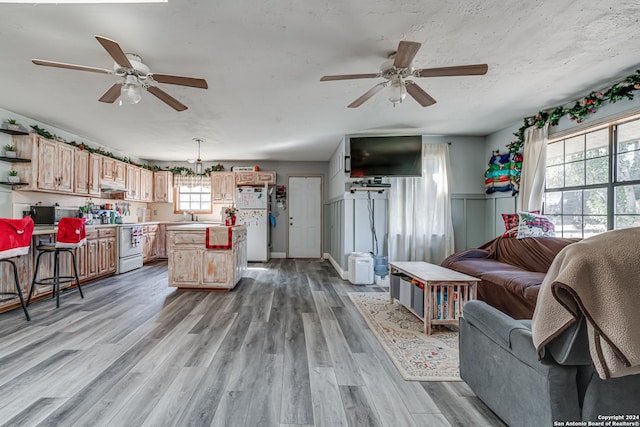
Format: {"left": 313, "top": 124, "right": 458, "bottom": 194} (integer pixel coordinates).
{"left": 544, "top": 115, "right": 640, "bottom": 238}
{"left": 173, "top": 175, "right": 212, "bottom": 214}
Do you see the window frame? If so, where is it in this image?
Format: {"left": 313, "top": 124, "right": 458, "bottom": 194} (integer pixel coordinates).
{"left": 173, "top": 180, "right": 213, "bottom": 215}
{"left": 544, "top": 113, "right": 640, "bottom": 237}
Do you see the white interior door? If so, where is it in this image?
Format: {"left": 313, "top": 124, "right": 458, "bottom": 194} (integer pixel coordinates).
{"left": 288, "top": 176, "right": 322, "bottom": 258}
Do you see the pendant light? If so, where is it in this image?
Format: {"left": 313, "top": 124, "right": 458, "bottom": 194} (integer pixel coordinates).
{"left": 193, "top": 138, "right": 204, "bottom": 174}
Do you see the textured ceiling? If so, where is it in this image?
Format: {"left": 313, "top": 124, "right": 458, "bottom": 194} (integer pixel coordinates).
{"left": 0, "top": 0, "right": 639, "bottom": 162}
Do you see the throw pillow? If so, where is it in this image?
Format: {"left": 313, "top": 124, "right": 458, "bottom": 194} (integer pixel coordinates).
{"left": 516, "top": 212, "right": 556, "bottom": 239}
{"left": 502, "top": 210, "right": 539, "bottom": 237}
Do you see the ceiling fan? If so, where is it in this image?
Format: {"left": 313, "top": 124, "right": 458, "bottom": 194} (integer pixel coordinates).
{"left": 320, "top": 41, "right": 488, "bottom": 108}
{"left": 32, "top": 35, "right": 208, "bottom": 112}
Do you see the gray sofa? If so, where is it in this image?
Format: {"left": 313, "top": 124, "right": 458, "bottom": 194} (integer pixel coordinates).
{"left": 460, "top": 300, "right": 640, "bottom": 427}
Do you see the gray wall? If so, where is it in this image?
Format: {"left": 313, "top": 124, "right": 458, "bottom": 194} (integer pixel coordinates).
{"left": 152, "top": 159, "right": 329, "bottom": 256}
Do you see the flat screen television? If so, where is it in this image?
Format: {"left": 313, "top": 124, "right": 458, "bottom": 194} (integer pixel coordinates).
{"left": 348, "top": 135, "right": 423, "bottom": 178}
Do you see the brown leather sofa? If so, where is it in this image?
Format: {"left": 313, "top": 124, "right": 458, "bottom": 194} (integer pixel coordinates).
{"left": 441, "top": 236, "right": 578, "bottom": 319}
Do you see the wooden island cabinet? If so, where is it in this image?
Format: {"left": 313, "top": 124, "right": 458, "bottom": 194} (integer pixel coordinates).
{"left": 166, "top": 224, "right": 247, "bottom": 290}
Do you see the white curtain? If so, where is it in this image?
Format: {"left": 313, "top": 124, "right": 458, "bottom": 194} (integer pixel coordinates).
{"left": 517, "top": 123, "right": 549, "bottom": 212}
{"left": 388, "top": 143, "right": 455, "bottom": 264}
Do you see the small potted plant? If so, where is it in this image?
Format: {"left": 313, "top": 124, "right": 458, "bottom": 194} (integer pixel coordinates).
{"left": 5, "top": 119, "right": 20, "bottom": 132}
{"left": 3, "top": 144, "right": 17, "bottom": 158}
{"left": 7, "top": 170, "right": 19, "bottom": 183}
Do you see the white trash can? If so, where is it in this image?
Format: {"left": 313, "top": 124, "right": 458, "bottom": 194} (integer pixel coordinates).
{"left": 348, "top": 252, "right": 374, "bottom": 285}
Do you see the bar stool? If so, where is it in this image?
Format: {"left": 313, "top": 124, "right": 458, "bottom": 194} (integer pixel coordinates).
{"left": 0, "top": 217, "right": 34, "bottom": 321}
{"left": 28, "top": 217, "right": 86, "bottom": 308}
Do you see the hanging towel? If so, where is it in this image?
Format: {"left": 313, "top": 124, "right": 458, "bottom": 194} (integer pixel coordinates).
{"left": 131, "top": 225, "right": 143, "bottom": 247}
{"left": 206, "top": 226, "right": 233, "bottom": 249}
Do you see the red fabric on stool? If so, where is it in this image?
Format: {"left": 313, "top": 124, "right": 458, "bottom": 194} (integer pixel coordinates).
{"left": 56, "top": 217, "right": 87, "bottom": 248}
{"left": 0, "top": 217, "right": 34, "bottom": 259}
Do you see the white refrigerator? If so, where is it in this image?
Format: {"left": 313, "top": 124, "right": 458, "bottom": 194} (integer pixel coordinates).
{"left": 235, "top": 186, "right": 269, "bottom": 262}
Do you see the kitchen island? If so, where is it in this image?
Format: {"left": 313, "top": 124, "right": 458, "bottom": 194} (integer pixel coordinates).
{"left": 166, "top": 223, "right": 247, "bottom": 290}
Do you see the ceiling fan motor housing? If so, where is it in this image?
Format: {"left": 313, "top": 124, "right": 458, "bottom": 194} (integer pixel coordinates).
{"left": 114, "top": 53, "right": 150, "bottom": 78}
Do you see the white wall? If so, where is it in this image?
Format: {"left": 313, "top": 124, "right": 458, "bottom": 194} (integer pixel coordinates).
{"left": 1, "top": 106, "right": 142, "bottom": 219}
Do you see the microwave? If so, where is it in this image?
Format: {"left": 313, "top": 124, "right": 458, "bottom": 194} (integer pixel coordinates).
{"left": 27, "top": 206, "right": 79, "bottom": 225}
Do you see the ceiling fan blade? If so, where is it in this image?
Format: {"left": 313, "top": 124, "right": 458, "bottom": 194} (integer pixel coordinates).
{"left": 393, "top": 41, "right": 422, "bottom": 69}
{"left": 414, "top": 64, "right": 488, "bottom": 78}
{"left": 320, "top": 73, "right": 380, "bottom": 81}
{"left": 146, "top": 86, "right": 188, "bottom": 111}
{"left": 405, "top": 81, "right": 437, "bottom": 107}
{"left": 95, "top": 35, "right": 133, "bottom": 69}
{"left": 32, "top": 59, "right": 111, "bottom": 74}
{"left": 98, "top": 83, "right": 122, "bottom": 103}
{"left": 151, "top": 74, "right": 209, "bottom": 89}
{"left": 347, "top": 82, "right": 387, "bottom": 108}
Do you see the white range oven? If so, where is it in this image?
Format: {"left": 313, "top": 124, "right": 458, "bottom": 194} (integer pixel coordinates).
{"left": 117, "top": 225, "right": 144, "bottom": 274}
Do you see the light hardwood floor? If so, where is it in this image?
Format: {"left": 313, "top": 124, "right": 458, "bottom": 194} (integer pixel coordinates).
{"left": 0, "top": 260, "right": 506, "bottom": 427}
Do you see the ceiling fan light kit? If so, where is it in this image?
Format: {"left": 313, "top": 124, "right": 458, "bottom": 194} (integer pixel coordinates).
{"left": 121, "top": 75, "right": 142, "bottom": 104}
{"left": 320, "top": 40, "right": 488, "bottom": 108}
{"left": 32, "top": 35, "right": 208, "bottom": 111}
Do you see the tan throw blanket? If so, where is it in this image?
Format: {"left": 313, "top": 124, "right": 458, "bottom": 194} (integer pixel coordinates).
{"left": 532, "top": 227, "right": 640, "bottom": 379}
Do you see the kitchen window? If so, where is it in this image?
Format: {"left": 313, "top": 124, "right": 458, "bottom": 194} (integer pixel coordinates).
{"left": 173, "top": 175, "right": 212, "bottom": 214}
{"left": 544, "top": 114, "right": 640, "bottom": 238}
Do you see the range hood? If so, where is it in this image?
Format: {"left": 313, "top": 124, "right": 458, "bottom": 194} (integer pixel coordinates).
{"left": 100, "top": 180, "right": 126, "bottom": 194}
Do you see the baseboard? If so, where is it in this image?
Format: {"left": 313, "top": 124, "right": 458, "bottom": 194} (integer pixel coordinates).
{"left": 270, "top": 252, "right": 286, "bottom": 259}
{"left": 327, "top": 254, "right": 347, "bottom": 280}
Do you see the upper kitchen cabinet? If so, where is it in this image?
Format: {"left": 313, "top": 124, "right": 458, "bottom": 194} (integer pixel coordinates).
{"left": 211, "top": 172, "right": 235, "bottom": 202}
{"left": 139, "top": 168, "right": 153, "bottom": 202}
{"left": 74, "top": 150, "right": 102, "bottom": 196}
{"left": 88, "top": 152, "right": 101, "bottom": 196}
{"left": 74, "top": 149, "right": 90, "bottom": 194}
{"left": 125, "top": 164, "right": 141, "bottom": 201}
{"left": 102, "top": 156, "right": 126, "bottom": 187}
{"left": 154, "top": 171, "right": 173, "bottom": 203}
{"left": 36, "top": 137, "right": 75, "bottom": 193}
{"left": 235, "top": 171, "right": 276, "bottom": 186}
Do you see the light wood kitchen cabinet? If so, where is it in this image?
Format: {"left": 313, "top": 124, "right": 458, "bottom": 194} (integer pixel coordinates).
{"left": 142, "top": 224, "right": 159, "bottom": 262}
{"left": 154, "top": 171, "right": 173, "bottom": 203}
{"left": 89, "top": 153, "right": 101, "bottom": 196}
{"left": 235, "top": 171, "right": 255, "bottom": 186}
{"left": 234, "top": 170, "right": 276, "bottom": 186}
{"left": 167, "top": 224, "right": 247, "bottom": 290}
{"left": 125, "top": 164, "right": 141, "bottom": 201}
{"left": 156, "top": 223, "right": 167, "bottom": 258}
{"left": 37, "top": 138, "right": 75, "bottom": 193}
{"left": 255, "top": 171, "right": 276, "bottom": 185}
{"left": 74, "top": 149, "right": 90, "bottom": 195}
{"left": 139, "top": 168, "right": 153, "bottom": 202}
{"left": 97, "top": 228, "right": 117, "bottom": 276}
{"left": 211, "top": 172, "right": 236, "bottom": 202}
{"left": 102, "top": 156, "right": 126, "bottom": 187}
{"left": 75, "top": 149, "right": 102, "bottom": 196}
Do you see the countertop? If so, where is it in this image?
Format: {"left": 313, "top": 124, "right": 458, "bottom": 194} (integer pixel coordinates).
{"left": 166, "top": 223, "right": 246, "bottom": 231}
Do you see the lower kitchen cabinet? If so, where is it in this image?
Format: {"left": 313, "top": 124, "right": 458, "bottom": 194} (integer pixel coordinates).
{"left": 0, "top": 227, "right": 117, "bottom": 313}
{"left": 143, "top": 225, "right": 159, "bottom": 263}
{"left": 166, "top": 224, "right": 247, "bottom": 290}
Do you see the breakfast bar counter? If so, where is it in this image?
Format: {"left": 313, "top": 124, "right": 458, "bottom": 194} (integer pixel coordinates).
{"left": 166, "top": 223, "right": 247, "bottom": 290}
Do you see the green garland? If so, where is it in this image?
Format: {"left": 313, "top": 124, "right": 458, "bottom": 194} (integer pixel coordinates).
{"left": 29, "top": 124, "right": 224, "bottom": 175}
{"left": 507, "top": 69, "right": 640, "bottom": 153}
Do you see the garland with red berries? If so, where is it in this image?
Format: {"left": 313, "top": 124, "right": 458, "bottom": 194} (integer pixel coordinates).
{"left": 507, "top": 69, "right": 640, "bottom": 153}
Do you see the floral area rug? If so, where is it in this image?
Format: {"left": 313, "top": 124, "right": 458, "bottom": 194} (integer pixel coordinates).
{"left": 348, "top": 292, "right": 461, "bottom": 381}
